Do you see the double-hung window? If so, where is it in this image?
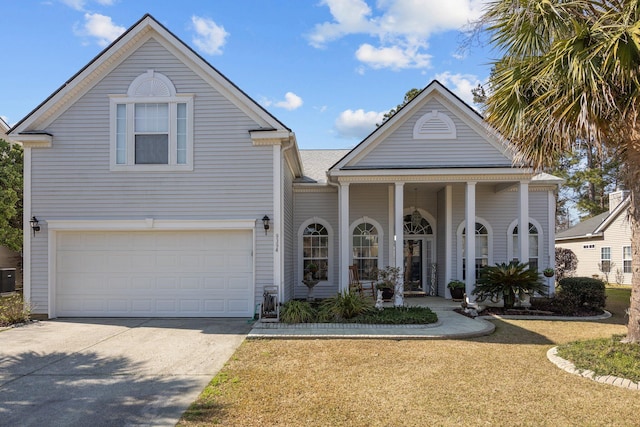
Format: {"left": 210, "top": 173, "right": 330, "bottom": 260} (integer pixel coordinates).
{"left": 623, "top": 246, "right": 632, "bottom": 274}
{"left": 111, "top": 70, "right": 193, "bottom": 171}
{"left": 600, "top": 247, "right": 611, "bottom": 273}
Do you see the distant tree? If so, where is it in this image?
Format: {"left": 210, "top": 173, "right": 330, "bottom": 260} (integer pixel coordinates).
{"left": 555, "top": 247, "right": 578, "bottom": 282}
{"left": 377, "top": 88, "right": 421, "bottom": 126}
{"left": 0, "top": 139, "right": 23, "bottom": 252}
{"left": 549, "top": 141, "right": 625, "bottom": 222}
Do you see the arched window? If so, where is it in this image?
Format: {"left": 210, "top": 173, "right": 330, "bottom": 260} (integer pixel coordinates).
{"left": 461, "top": 222, "right": 489, "bottom": 280}
{"left": 509, "top": 221, "right": 542, "bottom": 271}
{"left": 302, "top": 223, "right": 329, "bottom": 281}
{"left": 352, "top": 222, "right": 380, "bottom": 281}
{"left": 403, "top": 215, "right": 433, "bottom": 235}
{"left": 110, "top": 70, "right": 193, "bottom": 170}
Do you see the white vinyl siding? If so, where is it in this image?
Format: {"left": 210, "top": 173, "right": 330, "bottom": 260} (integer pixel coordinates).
{"left": 282, "top": 163, "right": 295, "bottom": 301}
{"left": 293, "top": 189, "right": 338, "bottom": 299}
{"left": 352, "top": 98, "right": 512, "bottom": 168}
{"left": 28, "top": 38, "right": 276, "bottom": 315}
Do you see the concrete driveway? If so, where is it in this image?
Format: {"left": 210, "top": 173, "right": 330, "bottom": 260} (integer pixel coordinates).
{"left": 0, "top": 318, "right": 252, "bottom": 426}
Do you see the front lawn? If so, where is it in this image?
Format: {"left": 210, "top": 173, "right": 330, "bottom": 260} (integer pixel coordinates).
{"left": 178, "top": 287, "right": 636, "bottom": 426}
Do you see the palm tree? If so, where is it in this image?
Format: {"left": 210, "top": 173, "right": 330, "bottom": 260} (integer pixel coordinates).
{"left": 480, "top": 0, "right": 640, "bottom": 342}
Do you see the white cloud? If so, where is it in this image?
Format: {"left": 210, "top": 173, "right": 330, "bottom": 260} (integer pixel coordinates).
{"left": 74, "top": 13, "right": 125, "bottom": 47}
{"left": 274, "top": 92, "right": 304, "bottom": 111}
{"left": 355, "top": 43, "right": 431, "bottom": 70}
{"left": 191, "top": 16, "right": 229, "bottom": 56}
{"left": 60, "top": 0, "right": 116, "bottom": 11}
{"left": 334, "top": 108, "right": 384, "bottom": 139}
{"left": 434, "top": 71, "right": 482, "bottom": 106}
{"left": 61, "top": 0, "right": 85, "bottom": 10}
{"left": 308, "top": 0, "right": 486, "bottom": 70}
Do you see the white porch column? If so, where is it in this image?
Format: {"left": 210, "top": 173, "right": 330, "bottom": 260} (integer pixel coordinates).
{"left": 444, "top": 184, "right": 453, "bottom": 297}
{"left": 548, "top": 190, "right": 557, "bottom": 295}
{"left": 394, "top": 182, "right": 404, "bottom": 306}
{"left": 465, "top": 181, "right": 476, "bottom": 299}
{"left": 339, "top": 182, "right": 350, "bottom": 293}
{"left": 519, "top": 181, "right": 530, "bottom": 267}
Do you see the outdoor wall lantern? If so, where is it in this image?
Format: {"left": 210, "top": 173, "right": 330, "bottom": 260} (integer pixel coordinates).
{"left": 30, "top": 216, "right": 41, "bottom": 236}
{"left": 262, "top": 215, "right": 270, "bottom": 235}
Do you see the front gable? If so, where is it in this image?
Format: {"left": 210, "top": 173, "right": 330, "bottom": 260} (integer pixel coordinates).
{"left": 331, "top": 81, "right": 515, "bottom": 172}
{"left": 9, "top": 14, "right": 291, "bottom": 145}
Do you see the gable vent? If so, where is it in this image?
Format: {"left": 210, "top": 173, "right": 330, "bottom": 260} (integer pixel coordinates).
{"left": 413, "top": 110, "right": 456, "bottom": 140}
{"left": 127, "top": 70, "right": 177, "bottom": 97}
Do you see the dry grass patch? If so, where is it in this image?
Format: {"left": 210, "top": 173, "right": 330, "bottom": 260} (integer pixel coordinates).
{"left": 179, "top": 288, "right": 634, "bottom": 426}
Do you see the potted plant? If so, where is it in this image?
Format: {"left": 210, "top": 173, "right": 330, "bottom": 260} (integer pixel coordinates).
{"left": 375, "top": 281, "right": 394, "bottom": 301}
{"left": 543, "top": 268, "right": 555, "bottom": 278}
{"left": 447, "top": 280, "right": 466, "bottom": 301}
{"left": 375, "top": 266, "right": 400, "bottom": 301}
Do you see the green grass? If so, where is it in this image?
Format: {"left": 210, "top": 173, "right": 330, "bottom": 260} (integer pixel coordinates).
{"left": 556, "top": 286, "right": 638, "bottom": 382}
{"left": 557, "top": 334, "right": 640, "bottom": 382}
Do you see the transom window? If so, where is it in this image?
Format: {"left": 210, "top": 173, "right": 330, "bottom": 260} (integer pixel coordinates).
{"left": 302, "top": 223, "right": 329, "bottom": 281}
{"left": 352, "top": 222, "right": 379, "bottom": 281}
{"left": 623, "top": 246, "right": 632, "bottom": 274}
{"left": 512, "top": 223, "right": 539, "bottom": 271}
{"left": 403, "top": 215, "right": 433, "bottom": 235}
{"left": 111, "top": 70, "right": 193, "bottom": 171}
{"left": 462, "top": 222, "right": 489, "bottom": 280}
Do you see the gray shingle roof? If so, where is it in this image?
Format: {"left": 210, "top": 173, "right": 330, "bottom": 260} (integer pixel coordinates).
{"left": 556, "top": 211, "right": 609, "bottom": 239}
{"left": 298, "top": 149, "right": 350, "bottom": 183}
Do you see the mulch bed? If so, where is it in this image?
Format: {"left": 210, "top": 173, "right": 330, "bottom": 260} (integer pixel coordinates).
{"left": 455, "top": 306, "right": 604, "bottom": 318}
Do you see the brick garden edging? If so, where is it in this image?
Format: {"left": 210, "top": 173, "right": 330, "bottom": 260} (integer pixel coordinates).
{"left": 547, "top": 347, "right": 639, "bottom": 391}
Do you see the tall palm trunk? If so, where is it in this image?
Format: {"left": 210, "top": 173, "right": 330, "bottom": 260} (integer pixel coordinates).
{"left": 624, "top": 151, "right": 640, "bottom": 343}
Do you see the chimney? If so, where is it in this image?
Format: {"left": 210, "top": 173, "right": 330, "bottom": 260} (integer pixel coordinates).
{"left": 609, "top": 190, "right": 630, "bottom": 213}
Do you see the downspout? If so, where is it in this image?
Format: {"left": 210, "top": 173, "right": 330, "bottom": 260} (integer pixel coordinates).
{"left": 278, "top": 133, "right": 297, "bottom": 304}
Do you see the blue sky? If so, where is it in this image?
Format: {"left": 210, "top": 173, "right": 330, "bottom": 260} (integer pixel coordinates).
{"left": 1, "top": 0, "right": 493, "bottom": 149}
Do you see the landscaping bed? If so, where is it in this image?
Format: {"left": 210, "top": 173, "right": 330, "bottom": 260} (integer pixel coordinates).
{"left": 471, "top": 305, "right": 604, "bottom": 317}
{"left": 279, "top": 295, "right": 437, "bottom": 324}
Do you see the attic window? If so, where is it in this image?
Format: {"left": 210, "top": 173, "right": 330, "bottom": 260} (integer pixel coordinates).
{"left": 413, "top": 110, "right": 456, "bottom": 140}
{"left": 127, "top": 70, "right": 176, "bottom": 97}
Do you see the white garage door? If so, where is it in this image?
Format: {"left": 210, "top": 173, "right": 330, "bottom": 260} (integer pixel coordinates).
{"left": 55, "top": 230, "right": 254, "bottom": 317}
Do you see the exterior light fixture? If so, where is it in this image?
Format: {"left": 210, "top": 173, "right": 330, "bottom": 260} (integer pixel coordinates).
{"left": 262, "top": 215, "right": 270, "bottom": 235}
{"left": 30, "top": 216, "right": 41, "bottom": 236}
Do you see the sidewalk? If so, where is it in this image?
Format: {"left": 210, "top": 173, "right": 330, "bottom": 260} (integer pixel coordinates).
{"left": 248, "top": 297, "right": 495, "bottom": 340}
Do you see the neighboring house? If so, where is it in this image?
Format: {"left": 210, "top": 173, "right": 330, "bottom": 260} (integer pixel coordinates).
{"left": 8, "top": 15, "right": 562, "bottom": 318}
{"left": 556, "top": 191, "right": 632, "bottom": 284}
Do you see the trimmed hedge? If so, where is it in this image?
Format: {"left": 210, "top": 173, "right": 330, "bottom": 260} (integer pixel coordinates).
{"left": 557, "top": 277, "right": 606, "bottom": 310}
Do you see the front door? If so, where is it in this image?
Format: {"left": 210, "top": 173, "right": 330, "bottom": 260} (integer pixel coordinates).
{"left": 403, "top": 237, "right": 435, "bottom": 295}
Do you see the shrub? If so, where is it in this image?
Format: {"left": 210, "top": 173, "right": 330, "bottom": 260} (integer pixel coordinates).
{"left": 472, "top": 261, "right": 547, "bottom": 308}
{"left": 280, "top": 300, "right": 317, "bottom": 323}
{"left": 349, "top": 306, "right": 438, "bottom": 324}
{"left": 0, "top": 294, "right": 31, "bottom": 326}
{"left": 555, "top": 247, "right": 578, "bottom": 280}
{"left": 319, "top": 290, "right": 373, "bottom": 321}
{"left": 557, "top": 277, "right": 606, "bottom": 310}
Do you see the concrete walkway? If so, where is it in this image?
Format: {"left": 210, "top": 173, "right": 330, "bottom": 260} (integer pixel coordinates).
{"left": 249, "top": 297, "right": 496, "bottom": 339}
